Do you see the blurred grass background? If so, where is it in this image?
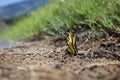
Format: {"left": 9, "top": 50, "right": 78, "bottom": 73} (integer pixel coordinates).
{"left": 0, "top": 0, "right": 120, "bottom": 40}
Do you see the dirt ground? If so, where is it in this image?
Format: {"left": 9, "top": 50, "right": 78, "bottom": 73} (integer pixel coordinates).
{"left": 0, "top": 29, "right": 120, "bottom": 80}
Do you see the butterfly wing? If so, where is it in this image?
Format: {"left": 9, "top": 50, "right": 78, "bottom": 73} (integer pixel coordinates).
{"left": 67, "top": 30, "right": 77, "bottom": 55}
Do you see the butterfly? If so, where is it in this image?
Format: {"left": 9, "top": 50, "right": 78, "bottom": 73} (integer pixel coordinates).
{"left": 66, "top": 30, "right": 78, "bottom": 55}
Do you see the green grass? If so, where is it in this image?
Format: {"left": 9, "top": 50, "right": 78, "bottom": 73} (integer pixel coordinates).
{"left": 0, "top": 0, "right": 120, "bottom": 40}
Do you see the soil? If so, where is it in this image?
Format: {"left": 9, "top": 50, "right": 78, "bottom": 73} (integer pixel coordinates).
{"left": 0, "top": 29, "right": 120, "bottom": 80}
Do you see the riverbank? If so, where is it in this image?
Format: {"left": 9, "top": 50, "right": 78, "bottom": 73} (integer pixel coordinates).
{"left": 0, "top": 28, "right": 120, "bottom": 80}
{"left": 0, "top": 1, "right": 120, "bottom": 79}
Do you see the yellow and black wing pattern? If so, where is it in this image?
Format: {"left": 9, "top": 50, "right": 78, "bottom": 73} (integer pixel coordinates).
{"left": 66, "top": 30, "right": 78, "bottom": 55}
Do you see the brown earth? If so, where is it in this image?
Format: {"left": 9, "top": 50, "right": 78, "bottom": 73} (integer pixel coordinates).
{"left": 0, "top": 29, "right": 120, "bottom": 80}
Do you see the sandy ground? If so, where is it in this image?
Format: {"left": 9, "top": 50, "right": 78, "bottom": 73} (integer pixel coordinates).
{"left": 0, "top": 34, "right": 120, "bottom": 80}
